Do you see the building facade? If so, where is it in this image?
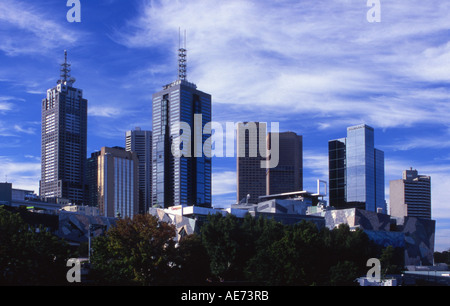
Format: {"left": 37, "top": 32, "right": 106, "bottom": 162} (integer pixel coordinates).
{"left": 126, "top": 127, "right": 152, "bottom": 213}
{"left": 86, "top": 151, "right": 101, "bottom": 207}
{"left": 237, "top": 122, "right": 267, "bottom": 204}
{"left": 97, "top": 147, "right": 139, "bottom": 218}
{"left": 266, "top": 131, "right": 303, "bottom": 195}
{"left": 328, "top": 124, "right": 386, "bottom": 213}
{"left": 40, "top": 51, "right": 88, "bottom": 205}
{"left": 390, "top": 168, "right": 431, "bottom": 219}
{"left": 152, "top": 79, "right": 212, "bottom": 208}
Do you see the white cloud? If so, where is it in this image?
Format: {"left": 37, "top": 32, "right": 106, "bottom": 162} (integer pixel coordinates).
{"left": 212, "top": 170, "right": 236, "bottom": 196}
{"left": 112, "top": 0, "right": 450, "bottom": 130}
{"left": 89, "top": 106, "right": 123, "bottom": 118}
{"left": 13, "top": 124, "right": 35, "bottom": 135}
{"left": 0, "top": 156, "right": 40, "bottom": 192}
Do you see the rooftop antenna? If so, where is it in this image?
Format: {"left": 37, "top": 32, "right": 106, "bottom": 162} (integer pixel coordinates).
{"left": 178, "top": 28, "right": 187, "bottom": 81}
{"left": 59, "top": 50, "right": 75, "bottom": 86}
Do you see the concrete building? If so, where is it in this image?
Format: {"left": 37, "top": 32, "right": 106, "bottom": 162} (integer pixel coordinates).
{"left": 266, "top": 131, "right": 303, "bottom": 195}
{"left": 390, "top": 168, "right": 431, "bottom": 220}
{"left": 97, "top": 147, "right": 139, "bottom": 218}
{"left": 126, "top": 127, "right": 152, "bottom": 213}
{"left": 40, "top": 51, "right": 88, "bottom": 205}
{"left": 328, "top": 124, "right": 386, "bottom": 213}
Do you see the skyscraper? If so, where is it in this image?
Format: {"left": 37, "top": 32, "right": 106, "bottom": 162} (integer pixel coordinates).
{"left": 151, "top": 41, "right": 212, "bottom": 208}
{"left": 237, "top": 122, "right": 267, "bottom": 204}
{"left": 126, "top": 127, "right": 152, "bottom": 214}
{"left": 328, "top": 124, "right": 385, "bottom": 213}
{"left": 390, "top": 168, "right": 431, "bottom": 219}
{"left": 40, "top": 51, "right": 88, "bottom": 204}
{"left": 86, "top": 150, "right": 101, "bottom": 207}
{"left": 97, "top": 146, "right": 139, "bottom": 218}
{"left": 266, "top": 131, "right": 303, "bottom": 195}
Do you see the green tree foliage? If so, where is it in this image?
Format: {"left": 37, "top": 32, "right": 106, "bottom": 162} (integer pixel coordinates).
{"left": 0, "top": 206, "right": 71, "bottom": 285}
{"left": 380, "top": 245, "right": 404, "bottom": 276}
{"left": 90, "top": 214, "right": 178, "bottom": 285}
{"left": 434, "top": 249, "right": 450, "bottom": 265}
{"left": 175, "top": 234, "right": 211, "bottom": 284}
{"left": 201, "top": 214, "right": 382, "bottom": 286}
{"left": 88, "top": 212, "right": 403, "bottom": 286}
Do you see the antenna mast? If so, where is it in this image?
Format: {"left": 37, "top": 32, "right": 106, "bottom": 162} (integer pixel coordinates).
{"left": 178, "top": 28, "right": 187, "bottom": 81}
{"left": 59, "top": 50, "right": 75, "bottom": 86}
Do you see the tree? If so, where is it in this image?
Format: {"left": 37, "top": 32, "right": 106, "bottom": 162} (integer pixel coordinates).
{"left": 380, "top": 245, "right": 403, "bottom": 276}
{"left": 200, "top": 213, "right": 243, "bottom": 280}
{"left": 434, "top": 249, "right": 450, "bottom": 265}
{"left": 90, "top": 214, "right": 178, "bottom": 285}
{"left": 175, "top": 234, "right": 211, "bottom": 284}
{"left": 0, "top": 206, "right": 72, "bottom": 285}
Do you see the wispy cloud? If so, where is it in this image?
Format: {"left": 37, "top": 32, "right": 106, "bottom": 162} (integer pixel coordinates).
{"left": 89, "top": 105, "right": 124, "bottom": 118}
{"left": 13, "top": 124, "right": 35, "bottom": 135}
{"left": 0, "top": 0, "right": 85, "bottom": 56}
{"left": 112, "top": 0, "right": 450, "bottom": 130}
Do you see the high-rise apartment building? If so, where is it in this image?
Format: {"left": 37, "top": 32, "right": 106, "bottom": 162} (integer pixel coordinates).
{"left": 237, "top": 122, "right": 267, "bottom": 204}
{"left": 390, "top": 168, "right": 431, "bottom": 219}
{"left": 328, "top": 124, "right": 385, "bottom": 213}
{"left": 126, "top": 127, "right": 152, "bottom": 214}
{"left": 266, "top": 132, "right": 303, "bottom": 195}
{"left": 40, "top": 51, "right": 88, "bottom": 204}
{"left": 97, "top": 146, "right": 139, "bottom": 218}
{"left": 151, "top": 43, "right": 212, "bottom": 208}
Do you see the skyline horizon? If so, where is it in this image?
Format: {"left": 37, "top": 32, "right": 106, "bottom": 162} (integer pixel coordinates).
{"left": 0, "top": 0, "right": 449, "bottom": 252}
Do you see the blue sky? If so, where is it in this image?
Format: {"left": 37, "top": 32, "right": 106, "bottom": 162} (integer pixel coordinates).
{"left": 0, "top": 0, "right": 449, "bottom": 251}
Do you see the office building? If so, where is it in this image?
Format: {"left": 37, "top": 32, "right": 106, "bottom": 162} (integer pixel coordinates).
{"left": 40, "top": 51, "right": 88, "bottom": 205}
{"left": 126, "top": 127, "right": 152, "bottom": 213}
{"left": 97, "top": 147, "right": 139, "bottom": 218}
{"left": 266, "top": 131, "right": 302, "bottom": 195}
{"left": 390, "top": 168, "right": 431, "bottom": 219}
{"left": 328, "top": 124, "right": 385, "bottom": 213}
{"left": 151, "top": 43, "right": 212, "bottom": 208}
{"left": 86, "top": 151, "right": 101, "bottom": 207}
{"left": 237, "top": 122, "right": 267, "bottom": 204}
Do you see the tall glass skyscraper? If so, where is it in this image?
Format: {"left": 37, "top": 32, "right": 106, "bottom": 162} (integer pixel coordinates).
{"left": 328, "top": 124, "right": 385, "bottom": 213}
{"left": 151, "top": 70, "right": 212, "bottom": 207}
{"left": 40, "top": 51, "right": 87, "bottom": 204}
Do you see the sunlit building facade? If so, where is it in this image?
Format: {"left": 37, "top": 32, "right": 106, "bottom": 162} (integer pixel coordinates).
{"left": 97, "top": 146, "right": 139, "bottom": 218}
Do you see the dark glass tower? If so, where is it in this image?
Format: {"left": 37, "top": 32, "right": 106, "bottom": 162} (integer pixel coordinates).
{"left": 151, "top": 43, "right": 212, "bottom": 208}
{"left": 40, "top": 51, "right": 88, "bottom": 204}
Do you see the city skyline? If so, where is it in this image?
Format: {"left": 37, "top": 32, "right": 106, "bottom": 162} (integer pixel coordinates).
{"left": 0, "top": 0, "right": 449, "bottom": 251}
